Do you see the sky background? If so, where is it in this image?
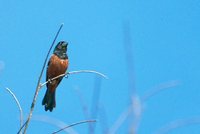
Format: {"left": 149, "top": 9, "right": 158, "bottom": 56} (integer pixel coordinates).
{"left": 0, "top": 0, "right": 200, "bottom": 134}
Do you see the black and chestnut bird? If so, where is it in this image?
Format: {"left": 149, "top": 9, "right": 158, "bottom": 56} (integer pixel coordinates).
{"left": 42, "top": 41, "right": 69, "bottom": 112}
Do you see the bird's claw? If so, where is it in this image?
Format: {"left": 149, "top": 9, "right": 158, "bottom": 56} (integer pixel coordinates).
{"left": 48, "top": 79, "right": 52, "bottom": 83}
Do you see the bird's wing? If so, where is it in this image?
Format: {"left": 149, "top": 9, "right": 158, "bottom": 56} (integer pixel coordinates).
{"left": 46, "top": 57, "right": 64, "bottom": 89}
{"left": 46, "top": 60, "right": 50, "bottom": 88}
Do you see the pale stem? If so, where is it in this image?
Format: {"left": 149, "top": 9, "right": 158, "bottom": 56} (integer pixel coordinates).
{"left": 6, "top": 87, "right": 23, "bottom": 131}
{"left": 52, "top": 120, "right": 97, "bottom": 134}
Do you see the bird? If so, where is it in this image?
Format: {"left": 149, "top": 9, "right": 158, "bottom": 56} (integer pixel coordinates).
{"left": 42, "top": 41, "right": 69, "bottom": 112}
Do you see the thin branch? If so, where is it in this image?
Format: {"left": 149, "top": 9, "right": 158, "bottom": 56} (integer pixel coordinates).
{"left": 155, "top": 117, "right": 200, "bottom": 134}
{"left": 141, "top": 80, "right": 180, "bottom": 102}
{"left": 109, "top": 106, "right": 132, "bottom": 134}
{"left": 98, "top": 104, "right": 109, "bottom": 134}
{"left": 52, "top": 120, "right": 97, "bottom": 134}
{"left": 109, "top": 96, "right": 142, "bottom": 134}
{"left": 17, "top": 120, "right": 28, "bottom": 134}
{"left": 89, "top": 76, "right": 102, "bottom": 134}
{"left": 68, "top": 70, "right": 108, "bottom": 79}
{"left": 5, "top": 87, "right": 23, "bottom": 130}
{"left": 32, "top": 115, "right": 78, "bottom": 134}
{"left": 74, "top": 87, "right": 90, "bottom": 120}
{"left": 123, "top": 21, "right": 138, "bottom": 134}
{"left": 40, "top": 70, "right": 108, "bottom": 88}
{"left": 123, "top": 21, "right": 136, "bottom": 95}
{"left": 109, "top": 80, "right": 180, "bottom": 134}
{"left": 22, "top": 23, "right": 64, "bottom": 134}
{"left": 129, "top": 95, "right": 142, "bottom": 134}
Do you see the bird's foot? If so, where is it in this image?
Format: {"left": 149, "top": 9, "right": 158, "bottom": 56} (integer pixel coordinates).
{"left": 48, "top": 78, "right": 52, "bottom": 84}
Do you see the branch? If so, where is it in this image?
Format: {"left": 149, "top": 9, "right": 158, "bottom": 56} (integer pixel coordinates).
{"left": 68, "top": 70, "right": 108, "bottom": 79}
{"left": 52, "top": 120, "right": 97, "bottom": 134}
{"left": 5, "top": 87, "right": 23, "bottom": 131}
{"left": 22, "top": 23, "right": 64, "bottom": 134}
{"left": 89, "top": 76, "right": 102, "bottom": 134}
{"left": 17, "top": 120, "right": 28, "bottom": 134}
{"left": 110, "top": 96, "right": 142, "bottom": 134}
{"left": 73, "top": 87, "right": 90, "bottom": 120}
{"left": 141, "top": 80, "right": 180, "bottom": 102}
{"left": 32, "top": 115, "right": 78, "bottom": 134}
{"left": 98, "top": 105, "right": 109, "bottom": 134}
{"left": 129, "top": 95, "right": 142, "bottom": 134}
{"left": 109, "top": 106, "right": 132, "bottom": 134}
{"left": 40, "top": 70, "right": 108, "bottom": 88}
{"left": 155, "top": 117, "right": 200, "bottom": 134}
{"left": 123, "top": 21, "right": 137, "bottom": 133}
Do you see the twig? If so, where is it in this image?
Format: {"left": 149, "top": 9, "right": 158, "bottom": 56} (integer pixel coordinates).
{"left": 141, "top": 80, "right": 180, "bottom": 102}
{"left": 109, "top": 96, "right": 142, "bottom": 134}
{"left": 68, "top": 70, "right": 108, "bottom": 79}
{"left": 130, "top": 95, "right": 142, "bottom": 134}
{"left": 109, "top": 106, "right": 132, "bottom": 134}
{"left": 5, "top": 87, "right": 23, "bottom": 130}
{"left": 155, "top": 117, "right": 200, "bottom": 134}
{"left": 52, "top": 120, "right": 97, "bottom": 134}
{"left": 40, "top": 70, "right": 108, "bottom": 88}
{"left": 123, "top": 21, "right": 137, "bottom": 133}
{"left": 98, "top": 104, "right": 109, "bottom": 134}
{"left": 17, "top": 120, "right": 28, "bottom": 134}
{"left": 22, "top": 23, "right": 64, "bottom": 134}
{"left": 32, "top": 115, "right": 78, "bottom": 134}
{"left": 89, "top": 76, "right": 102, "bottom": 134}
{"left": 123, "top": 21, "right": 136, "bottom": 95}
{"left": 74, "top": 87, "right": 90, "bottom": 120}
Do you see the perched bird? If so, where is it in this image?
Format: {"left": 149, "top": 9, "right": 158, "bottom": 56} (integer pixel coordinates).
{"left": 42, "top": 41, "right": 69, "bottom": 112}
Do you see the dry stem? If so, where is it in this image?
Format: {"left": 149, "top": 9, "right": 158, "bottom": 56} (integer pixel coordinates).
{"left": 40, "top": 70, "right": 108, "bottom": 88}
{"left": 22, "top": 23, "right": 64, "bottom": 134}
{"left": 6, "top": 87, "right": 23, "bottom": 130}
{"left": 52, "top": 120, "right": 96, "bottom": 134}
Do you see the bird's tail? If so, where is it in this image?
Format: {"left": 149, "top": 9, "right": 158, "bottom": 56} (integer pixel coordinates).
{"left": 42, "top": 89, "right": 56, "bottom": 112}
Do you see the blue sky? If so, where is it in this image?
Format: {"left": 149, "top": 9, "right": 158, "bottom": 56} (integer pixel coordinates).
{"left": 0, "top": 0, "right": 200, "bottom": 134}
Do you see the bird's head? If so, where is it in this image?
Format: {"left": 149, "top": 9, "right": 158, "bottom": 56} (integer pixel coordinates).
{"left": 53, "top": 41, "right": 68, "bottom": 59}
